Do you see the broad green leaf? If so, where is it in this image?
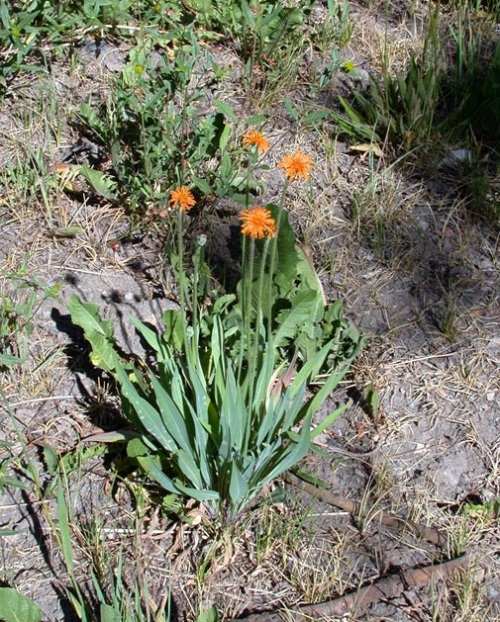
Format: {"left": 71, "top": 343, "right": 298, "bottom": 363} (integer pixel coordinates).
{"left": 220, "top": 151, "right": 233, "bottom": 181}
{"left": 298, "top": 365, "right": 349, "bottom": 426}
{"left": 83, "top": 429, "right": 141, "bottom": 443}
{"left": 274, "top": 289, "right": 319, "bottom": 347}
{"left": 138, "top": 455, "right": 219, "bottom": 503}
{"left": 0, "top": 588, "right": 42, "bottom": 622}
{"left": 42, "top": 444, "right": 58, "bottom": 475}
{"left": 267, "top": 205, "right": 299, "bottom": 284}
{"left": 177, "top": 449, "right": 203, "bottom": 489}
{"left": 256, "top": 400, "right": 277, "bottom": 447}
{"left": 244, "top": 114, "right": 268, "bottom": 126}
{"left": 196, "top": 606, "right": 218, "bottom": 622}
{"left": 68, "top": 295, "right": 112, "bottom": 337}
{"left": 366, "top": 385, "right": 380, "bottom": 417}
{"left": 261, "top": 412, "right": 313, "bottom": 484}
{"left": 279, "top": 381, "right": 307, "bottom": 434}
{"left": 79, "top": 165, "right": 117, "bottom": 201}
{"left": 100, "top": 603, "right": 121, "bottom": 622}
{"left": 301, "top": 109, "right": 330, "bottom": 125}
{"left": 126, "top": 437, "right": 150, "bottom": 458}
{"left": 181, "top": 362, "right": 213, "bottom": 485}
{"left": 292, "top": 339, "right": 336, "bottom": 390}
{"left": 284, "top": 98, "right": 299, "bottom": 122}
{"left": 220, "top": 365, "right": 246, "bottom": 451}
{"left": 0, "top": 353, "right": 23, "bottom": 366}
{"left": 296, "top": 246, "right": 326, "bottom": 305}
{"left": 79, "top": 102, "right": 102, "bottom": 135}
{"left": 250, "top": 344, "right": 275, "bottom": 411}
{"left": 193, "top": 176, "right": 212, "bottom": 195}
{"left": 88, "top": 331, "right": 121, "bottom": 372}
{"left": 163, "top": 309, "right": 185, "bottom": 351}
{"left": 68, "top": 296, "right": 118, "bottom": 374}
{"left": 49, "top": 226, "right": 84, "bottom": 238}
{"left": 137, "top": 454, "right": 178, "bottom": 494}
{"left": 215, "top": 99, "right": 237, "bottom": 123}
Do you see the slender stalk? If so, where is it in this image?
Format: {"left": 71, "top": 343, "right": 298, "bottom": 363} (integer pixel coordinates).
{"left": 244, "top": 238, "right": 256, "bottom": 365}
{"left": 176, "top": 209, "right": 191, "bottom": 362}
{"left": 266, "top": 181, "right": 288, "bottom": 326}
{"left": 247, "top": 236, "right": 272, "bottom": 418}
{"left": 244, "top": 149, "right": 258, "bottom": 208}
{"left": 237, "top": 233, "right": 248, "bottom": 381}
{"left": 192, "top": 251, "right": 199, "bottom": 358}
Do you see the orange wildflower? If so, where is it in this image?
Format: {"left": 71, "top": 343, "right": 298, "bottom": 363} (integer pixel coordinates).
{"left": 277, "top": 150, "right": 313, "bottom": 181}
{"left": 169, "top": 186, "right": 196, "bottom": 212}
{"left": 240, "top": 206, "right": 277, "bottom": 239}
{"left": 242, "top": 129, "right": 270, "bottom": 154}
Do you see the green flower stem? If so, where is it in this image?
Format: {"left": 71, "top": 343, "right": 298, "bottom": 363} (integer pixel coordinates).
{"left": 244, "top": 238, "right": 256, "bottom": 358}
{"left": 266, "top": 180, "right": 289, "bottom": 328}
{"left": 237, "top": 233, "right": 248, "bottom": 380}
{"left": 176, "top": 209, "right": 191, "bottom": 361}
{"left": 244, "top": 148, "right": 259, "bottom": 208}
{"left": 247, "top": 235, "right": 272, "bottom": 442}
{"left": 192, "top": 245, "right": 200, "bottom": 357}
{"left": 256, "top": 237, "right": 271, "bottom": 330}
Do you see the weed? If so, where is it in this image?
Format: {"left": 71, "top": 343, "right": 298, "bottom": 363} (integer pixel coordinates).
{"left": 77, "top": 29, "right": 249, "bottom": 221}
{"left": 174, "top": 0, "right": 315, "bottom": 66}
{"left": 332, "top": 1, "right": 443, "bottom": 153}
{"left": 0, "top": 441, "right": 25, "bottom": 497}
{"left": 0, "top": 0, "right": 172, "bottom": 90}
{"left": 69, "top": 145, "right": 363, "bottom": 520}
{"left": 56, "top": 484, "right": 172, "bottom": 622}
{"left": 0, "top": 266, "right": 60, "bottom": 366}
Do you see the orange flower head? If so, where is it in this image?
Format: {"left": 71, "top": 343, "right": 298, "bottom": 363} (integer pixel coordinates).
{"left": 240, "top": 206, "right": 277, "bottom": 239}
{"left": 277, "top": 150, "right": 313, "bottom": 181}
{"left": 242, "top": 129, "right": 270, "bottom": 154}
{"left": 169, "top": 186, "right": 196, "bottom": 212}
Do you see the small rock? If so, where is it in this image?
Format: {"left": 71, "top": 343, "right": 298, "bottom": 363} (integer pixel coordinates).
{"left": 439, "top": 148, "right": 472, "bottom": 170}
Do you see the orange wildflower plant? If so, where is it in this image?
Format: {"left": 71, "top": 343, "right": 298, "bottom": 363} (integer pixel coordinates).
{"left": 240, "top": 206, "right": 277, "bottom": 239}
{"left": 169, "top": 186, "right": 196, "bottom": 212}
{"left": 242, "top": 129, "right": 270, "bottom": 154}
{"left": 277, "top": 150, "right": 313, "bottom": 181}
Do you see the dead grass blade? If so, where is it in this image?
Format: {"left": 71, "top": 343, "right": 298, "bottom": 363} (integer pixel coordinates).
{"left": 283, "top": 472, "right": 450, "bottom": 549}
{"left": 237, "top": 554, "right": 470, "bottom": 621}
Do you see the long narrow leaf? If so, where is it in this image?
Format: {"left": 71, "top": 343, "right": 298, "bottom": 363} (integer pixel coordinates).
{"left": 229, "top": 463, "right": 249, "bottom": 507}
{"left": 310, "top": 400, "right": 352, "bottom": 440}
{"left": 177, "top": 449, "right": 203, "bottom": 489}
{"left": 148, "top": 371, "right": 192, "bottom": 453}
{"left": 138, "top": 454, "right": 219, "bottom": 503}
{"left": 115, "top": 365, "right": 176, "bottom": 452}
{"left": 129, "top": 316, "right": 169, "bottom": 363}
{"left": 260, "top": 413, "right": 313, "bottom": 484}
{"left": 57, "top": 481, "right": 74, "bottom": 574}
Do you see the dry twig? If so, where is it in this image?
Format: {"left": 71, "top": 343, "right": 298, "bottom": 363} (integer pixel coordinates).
{"left": 238, "top": 554, "right": 470, "bottom": 621}
{"left": 283, "top": 472, "right": 449, "bottom": 549}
